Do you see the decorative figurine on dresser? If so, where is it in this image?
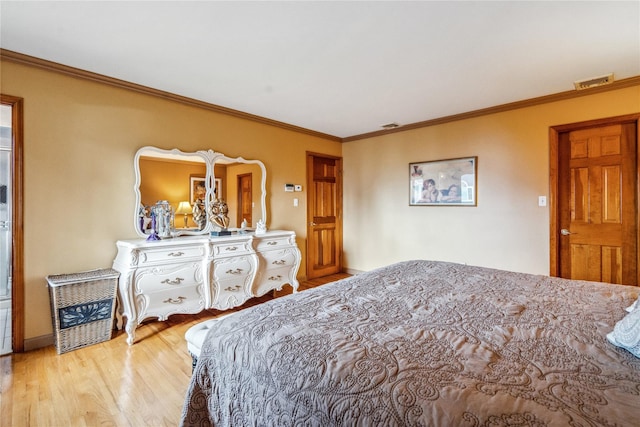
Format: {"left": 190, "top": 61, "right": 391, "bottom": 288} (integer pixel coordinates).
{"left": 112, "top": 147, "right": 301, "bottom": 345}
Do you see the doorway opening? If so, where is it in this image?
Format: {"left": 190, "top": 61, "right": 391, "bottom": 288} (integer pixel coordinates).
{"left": 0, "top": 94, "right": 24, "bottom": 354}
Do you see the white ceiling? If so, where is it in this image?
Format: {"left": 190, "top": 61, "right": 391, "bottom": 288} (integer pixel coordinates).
{"left": 1, "top": 1, "right": 639, "bottom": 138}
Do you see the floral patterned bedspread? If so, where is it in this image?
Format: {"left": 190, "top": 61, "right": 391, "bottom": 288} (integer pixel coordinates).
{"left": 181, "top": 260, "right": 640, "bottom": 426}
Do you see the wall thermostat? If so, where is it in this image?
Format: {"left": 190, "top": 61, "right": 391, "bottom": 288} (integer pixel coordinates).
{"left": 284, "top": 184, "right": 295, "bottom": 192}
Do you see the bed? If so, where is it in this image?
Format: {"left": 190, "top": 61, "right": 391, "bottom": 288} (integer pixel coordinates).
{"left": 180, "top": 260, "right": 640, "bottom": 426}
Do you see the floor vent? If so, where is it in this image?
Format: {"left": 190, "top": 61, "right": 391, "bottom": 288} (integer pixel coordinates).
{"left": 574, "top": 73, "right": 614, "bottom": 90}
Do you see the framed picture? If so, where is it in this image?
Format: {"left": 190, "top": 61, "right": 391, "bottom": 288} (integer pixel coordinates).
{"left": 190, "top": 176, "right": 206, "bottom": 205}
{"left": 190, "top": 176, "right": 223, "bottom": 204}
{"left": 409, "top": 157, "right": 477, "bottom": 206}
{"left": 214, "top": 178, "right": 222, "bottom": 200}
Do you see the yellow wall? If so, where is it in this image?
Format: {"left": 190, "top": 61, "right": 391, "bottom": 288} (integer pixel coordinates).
{"left": 343, "top": 85, "right": 640, "bottom": 274}
{"left": 0, "top": 59, "right": 342, "bottom": 343}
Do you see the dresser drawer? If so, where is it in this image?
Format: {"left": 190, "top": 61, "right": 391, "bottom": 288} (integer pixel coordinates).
{"left": 138, "top": 284, "right": 205, "bottom": 321}
{"left": 254, "top": 266, "right": 294, "bottom": 296}
{"left": 137, "top": 245, "right": 205, "bottom": 265}
{"left": 134, "top": 262, "right": 203, "bottom": 294}
{"left": 210, "top": 240, "right": 254, "bottom": 258}
{"left": 212, "top": 256, "right": 255, "bottom": 282}
{"left": 259, "top": 249, "right": 298, "bottom": 270}
{"left": 213, "top": 278, "right": 251, "bottom": 310}
{"left": 254, "top": 235, "right": 294, "bottom": 252}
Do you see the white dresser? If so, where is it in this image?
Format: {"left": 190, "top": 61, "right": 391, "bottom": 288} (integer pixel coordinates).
{"left": 113, "top": 230, "right": 301, "bottom": 344}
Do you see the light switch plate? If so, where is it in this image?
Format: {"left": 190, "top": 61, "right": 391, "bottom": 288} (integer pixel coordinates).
{"left": 538, "top": 196, "right": 547, "bottom": 207}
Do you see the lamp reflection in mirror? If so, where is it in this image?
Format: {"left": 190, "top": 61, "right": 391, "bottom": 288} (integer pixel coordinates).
{"left": 175, "top": 201, "right": 192, "bottom": 228}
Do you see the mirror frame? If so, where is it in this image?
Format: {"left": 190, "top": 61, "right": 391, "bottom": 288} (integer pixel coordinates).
{"left": 133, "top": 146, "right": 267, "bottom": 238}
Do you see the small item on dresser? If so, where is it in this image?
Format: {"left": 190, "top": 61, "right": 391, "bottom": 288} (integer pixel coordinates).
{"left": 192, "top": 198, "right": 207, "bottom": 230}
{"left": 46, "top": 268, "right": 120, "bottom": 354}
{"left": 209, "top": 198, "right": 231, "bottom": 236}
{"left": 255, "top": 219, "right": 267, "bottom": 235}
{"left": 146, "top": 210, "right": 161, "bottom": 241}
{"left": 209, "top": 198, "right": 230, "bottom": 228}
{"left": 153, "top": 200, "right": 173, "bottom": 238}
{"left": 239, "top": 218, "right": 248, "bottom": 234}
{"left": 138, "top": 204, "right": 152, "bottom": 233}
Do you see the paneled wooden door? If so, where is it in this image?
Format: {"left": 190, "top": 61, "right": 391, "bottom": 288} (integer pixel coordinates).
{"left": 236, "top": 173, "right": 252, "bottom": 227}
{"left": 306, "top": 153, "right": 342, "bottom": 279}
{"left": 551, "top": 115, "right": 639, "bottom": 286}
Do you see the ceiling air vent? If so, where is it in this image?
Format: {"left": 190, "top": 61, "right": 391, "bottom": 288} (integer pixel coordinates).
{"left": 381, "top": 122, "right": 400, "bottom": 130}
{"left": 574, "top": 73, "right": 614, "bottom": 90}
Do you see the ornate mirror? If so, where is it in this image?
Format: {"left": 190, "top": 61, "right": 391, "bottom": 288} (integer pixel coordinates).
{"left": 133, "top": 146, "right": 267, "bottom": 238}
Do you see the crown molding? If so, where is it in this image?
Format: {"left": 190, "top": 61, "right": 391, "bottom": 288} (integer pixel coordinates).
{"left": 3, "top": 48, "right": 638, "bottom": 144}
{"left": 0, "top": 49, "right": 342, "bottom": 142}
{"left": 343, "top": 75, "right": 640, "bottom": 142}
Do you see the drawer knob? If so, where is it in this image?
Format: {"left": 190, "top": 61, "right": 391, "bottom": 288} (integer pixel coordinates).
{"left": 167, "top": 251, "right": 184, "bottom": 257}
{"left": 224, "top": 285, "right": 241, "bottom": 292}
{"left": 268, "top": 275, "right": 283, "bottom": 281}
{"left": 161, "top": 277, "right": 184, "bottom": 285}
{"left": 163, "top": 296, "right": 186, "bottom": 304}
{"left": 267, "top": 241, "right": 278, "bottom": 246}
{"left": 225, "top": 246, "right": 238, "bottom": 251}
{"left": 272, "top": 259, "right": 286, "bottom": 266}
{"left": 226, "top": 268, "right": 243, "bottom": 275}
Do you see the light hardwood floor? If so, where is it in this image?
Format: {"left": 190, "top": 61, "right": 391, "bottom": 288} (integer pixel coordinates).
{"left": 0, "top": 273, "right": 350, "bottom": 427}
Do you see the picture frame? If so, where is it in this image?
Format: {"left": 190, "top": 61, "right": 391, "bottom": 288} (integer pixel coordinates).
{"left": 409, "top": 157, "right": 477, "bottom": 206}
{"left": 214, "top": 178, "right": 222, "bottom": 200}
{"left": 190, "top": 176, "right": 223, "bottom": 204}
{"left": 190, "top": 176, "right": 206, "bottom": 205}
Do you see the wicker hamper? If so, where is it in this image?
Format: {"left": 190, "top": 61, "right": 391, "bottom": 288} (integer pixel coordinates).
{"left": 46, "top": 268, "right": 120, "bottom": 354}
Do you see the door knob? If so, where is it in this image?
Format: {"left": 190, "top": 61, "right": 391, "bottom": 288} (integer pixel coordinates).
{"left": 310, "top": 222, "right": 317, "bottom": 226}
{"left": 560, "top": 229, "right": 573, "bottom": 236}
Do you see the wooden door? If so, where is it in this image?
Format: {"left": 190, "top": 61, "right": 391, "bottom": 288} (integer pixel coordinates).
{"left": 553, "top": 117, "right": 638, "bottom": 285}
{"left": 237, "top": 173, "right": 252, "bottom": 227}
{"left": 306, "top": 153, "right": 342, "bottom": 279}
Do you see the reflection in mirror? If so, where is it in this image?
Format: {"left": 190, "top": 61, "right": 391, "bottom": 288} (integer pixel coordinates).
{"left": 133, "top": 146, "right": 266, "bottom": 238}
{"left": 214, "top": 161, "right": 264, "bottom": 228}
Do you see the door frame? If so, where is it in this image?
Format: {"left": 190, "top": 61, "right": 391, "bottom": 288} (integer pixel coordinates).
{"left": 549, "top": 113, "right": 640, "bottom": 284}
{"left": 1, "top": 94, "right": 24, "bottom": 352}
